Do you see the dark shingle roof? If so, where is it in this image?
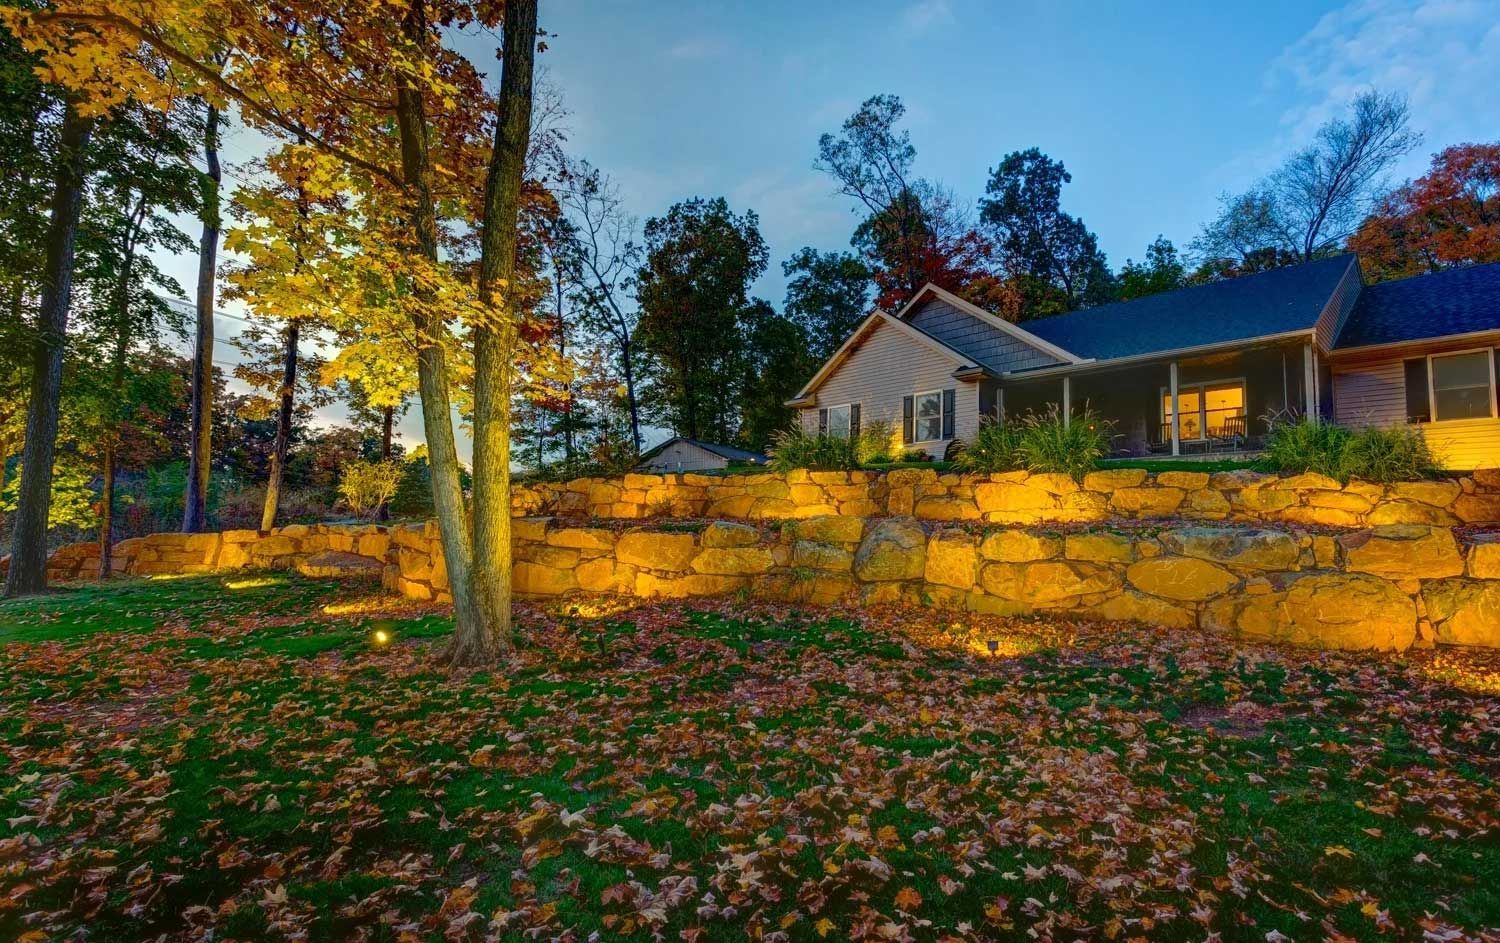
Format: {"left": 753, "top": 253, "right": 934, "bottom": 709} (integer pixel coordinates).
{"left": 1019, "top": 255, "right": 1357, "bottom": 363}
{"left": 638, "top": 437, "right": 768, "bottom": 464}
{"left": 1335, "top": 262, "right": 1500, "bottom": 349}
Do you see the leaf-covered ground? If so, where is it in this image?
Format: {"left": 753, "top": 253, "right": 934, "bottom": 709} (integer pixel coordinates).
{"left": 1, "top": 575, "right": 1496, "bottom": 943}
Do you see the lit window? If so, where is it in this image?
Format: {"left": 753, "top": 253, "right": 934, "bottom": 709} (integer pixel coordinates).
{"left": 914, "top": 391, "right": 943, "bottom": 441}
{"left": 1162, "top": 381, "right": 1244, "bottom": 439}
{"left": 1430, "top": 351, "right": 1494, "bottom": 421}
{"left": 826, "top": 404, "right": 852, "bottom": 439}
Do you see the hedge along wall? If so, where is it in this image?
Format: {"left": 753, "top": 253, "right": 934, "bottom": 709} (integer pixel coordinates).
{"left": 512, "top": 467, "right": 1500, "bottom": 528}
{"left": 31, "top": 517, "right": 1500, "bottom": 652}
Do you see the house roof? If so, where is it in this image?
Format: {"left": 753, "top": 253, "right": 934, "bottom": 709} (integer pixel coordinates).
{"left": 637, "top": 437, "right": 768, "bottom": 465}
{"left": 1018, "top": 254, "right": 1358, "bottom": 363}
{"left": 789, "top": 309, "right": 982, "bottom": 402}
{"left": 1335, "top": 261, "right": 1500, "bottom": 349}
{"left": 893, "top": 283, "right": 1083, "bottom": 366}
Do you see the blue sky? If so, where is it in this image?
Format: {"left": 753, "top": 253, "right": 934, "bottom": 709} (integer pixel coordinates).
{"left": 154, "top": 0, "right": 1500, "bottom": 455}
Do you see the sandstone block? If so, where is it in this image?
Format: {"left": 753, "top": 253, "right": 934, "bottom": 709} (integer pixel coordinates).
{"left": 1081, "top": 468, "right": 1147, "bottom": 491}
{"left": 1159, "top": 527, "right": 1301, "bottom": 570}
{"left": 925, "top": 530, "right": 978, "bottom": 589}
{"left": 853, "top": 518, "right": 927, "bottom": 581}
{"left": 700, "top": 521, "right": 761, "bottom": 548}
{"left": 616, "top": 530, "right": 699, "bottom": 571}
{"left": 978, "top": 530, "right": 1061, "bottom": 562}
{"left": 980, "top": 560, "right": 1120, "bottom": 605}
{"left": 1156, "top": 471, "right": 1210, "bottom": 490}
{"left": 1110, "top": 487, "right": 1184, "bottom": 516}
{"left": 1126, "top": 556, "right": 1239, "bottom": 601}
{"left": 1085, "top": 591, "right": 1195, "bottom": 629}
{"left": 546, "top": 527, "right": 616, "bottom": 551}
{"left": 1205, "top": 572, "right": 1416, "bottom": 650}
{"left": 1064, "top": 532, "right": 1134, "bottom": 564}
{"left": 1389, "top": 480, "right": 1461, "bottom": 507}
{"left": 1422, "top": 579, "right": 1500, "bottom": 647}
{"left": 692, "top": 546, "right": 776, "bottom": 576}
{"left": 1365, "top": 501, "right": 1458, "bottom": 526}
{"left": 792, "top": 540, "right": 853, "bottom": 572}
{"left": 1339, "top": 524, "right": 1464, "bottom": 580}
{"left": 791, "top": 515, "right": 866, "bottom": 544}
{"left": 1453, "top": 493, "right": 1500, "bottom": 524}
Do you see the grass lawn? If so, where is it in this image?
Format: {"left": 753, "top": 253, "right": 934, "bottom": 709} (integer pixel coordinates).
{"left": 1, "top": 575, "right": 1496, "bottom": 942}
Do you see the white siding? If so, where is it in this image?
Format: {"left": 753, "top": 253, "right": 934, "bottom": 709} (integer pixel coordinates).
{"left": 1334, "top": 358, "right": 1500, "bottom": 470}
{"left": 638, "top": 441, "right": 728, "bottom": 472}
{"left": 800, "top": 318, "right": 979, "bottom": 457}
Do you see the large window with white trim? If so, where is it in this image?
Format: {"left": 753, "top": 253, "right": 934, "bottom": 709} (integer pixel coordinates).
{"left": 913, "top": 390, "right": 943, "bottom": 442}
{"left": 1429, "top": 350, "right": 1496, "bottom": 421}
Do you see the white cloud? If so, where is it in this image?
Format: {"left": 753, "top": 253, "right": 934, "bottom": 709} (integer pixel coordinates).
{"left": 1265, "top": 0, "right": 1500, "bottom": 177}
{"left": 900, "top": 0, "right": 954, "bottom": 33}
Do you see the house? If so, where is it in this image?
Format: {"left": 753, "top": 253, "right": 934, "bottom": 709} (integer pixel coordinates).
{"left": 786, "top": 256, "right": 1500, "bottom": 469}
{"left": 635, "top": 437, "right": 770, "bottom": 473}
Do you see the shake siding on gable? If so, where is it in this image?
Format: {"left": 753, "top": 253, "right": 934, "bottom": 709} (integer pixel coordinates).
{"left": 905, "top": 299, "right": 1062, "bottom": 372}
{"left": 1314, "top": 259, "right": 1363, "bottom": 352}
{"left": 800, "top": 318, "right": 978, "bottom": 453}
{"left": 1334, "top": 356, "right": 1500, "bottom": 470}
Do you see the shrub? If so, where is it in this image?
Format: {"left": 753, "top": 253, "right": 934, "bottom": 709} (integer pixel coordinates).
{"left": 957, "top": 419, "right": 1025, "bottom": 473}
{"left": 855, "top": 419, "right": 895, "bottom": 465}
{"left": 1263, "top": 417, "right": 1351, "bottom": 479}
{"left": 768, "top": 425, "right": 857, "bottom": 471}
{"left": 1017, "top": 405, "right": 1111, "bottom": 479}
{"left": 338, "top": 460, "right": 404, "bottom": 518}
{"left": 1267, "top": 418, "right": 1437, "bottom": 482}
{"left": 1341, "top": 424, "right": 1438, "bottom": 482}
{"left": 1, "top": 460, "right": 98, "bottom": 530}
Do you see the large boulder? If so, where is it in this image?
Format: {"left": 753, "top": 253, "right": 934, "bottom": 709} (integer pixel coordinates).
{"left": 700, "top": 521, "right": 761, "bottom": 548}
{"left": 615, "top": 530, "right": 699, "bottom": 571}
{"left": 790, "top": 515, "right": 865, "bottom": 545}
{"left": 1158, "top": 527, "right": 1300, "bottom": 571}
{"left": 1110, "top": 487, "right": 1184, "bottom": 516}
{"left": 1205, "top": 572, "right": 1416, "bottom": 651}
{"left": 1126, "top": 556, "right": 1239, "bottom": 601}
{"left": 1339, "top": 524, "right": 1464, "bottom": 580}
{"left": 853, "top": 518, "right": 927, "bottom": 581}
{"left": 1085, "top": 591, "right": 1195, "bottom": 630}
{"left": 1063, "top": 532, "right": 1134, "bottom": 564}
{"left": 973, "top": 482, "right": 1057, "bottom": 521}
{"left": 1421, "top": 580, "right": 1500, "bottom": 647}
{"left": 925, "top": 530, "right": 978, "bottom": 590}
{"left": 1467, "top": 534, "right": 1500, "bottom": 578}
{"left": 512, "top": 561, "right": 578, "bottom": 596}
{"left": 979, "top": 560, "right": 1120, "bottom": 605}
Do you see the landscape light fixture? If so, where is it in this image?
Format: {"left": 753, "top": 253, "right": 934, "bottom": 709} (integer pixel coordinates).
{"left": 372, "top": 628, "right": 392, "bottom": 646}
{"left": 986, "top": 639, "right": 1000, "bottom": 656}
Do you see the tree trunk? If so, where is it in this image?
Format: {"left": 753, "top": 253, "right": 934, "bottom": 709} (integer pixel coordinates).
{"left": 100, "top": 201, "right": 144, "bottom": 579}
{"left": 377, "top": 405, "right": 394, "bottom": 521}
{"left": 394, "top": 0, "right": 485, "bottom": 655}
{"left": 555, "top": 258, "right": 574, "bottom": 467}
{"left": 621, "top": 334, "right": 642, "bottom": 453}
{"left": 259, "top": 320, "right": 299, "bottom": 531}
{"left": 5, "top": 103, "right": 92, "bottom": 599}
{"left": 463, "top": 0, "right": 537, "bottom": 668}
{"left": 183, "top": 102, "right": 221, "bottom": 532}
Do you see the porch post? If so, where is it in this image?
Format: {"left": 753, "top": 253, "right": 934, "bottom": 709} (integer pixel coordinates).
{"left": 1303, "top": 343, "right": 1316, "bottom": 422}
{"left": 1169, "top": 361, "right": 1181, "bottom": 457}
{"left": 1061, "top": 376, "right": 1071, "bottom": 427}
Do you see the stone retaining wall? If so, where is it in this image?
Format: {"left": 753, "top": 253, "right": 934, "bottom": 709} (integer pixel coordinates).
{"left": 32, "top": 517, "right": 1500, "bottom": 653}
{"left": 512, "top": 467, "right": 1500, "bottom": 528}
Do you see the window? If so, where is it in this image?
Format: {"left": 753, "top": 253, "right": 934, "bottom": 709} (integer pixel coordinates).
{"left": 1429, "top": 350, "right": 1496, "bottom": 421}
{"left": 826, "top": 404, "right": 852, "bottom": 439}
{"left": 1162, "top": 381, "right": 1245, "bottom": 439}
{"left": 914, "top": 390, "right": 942, "bottom": 442}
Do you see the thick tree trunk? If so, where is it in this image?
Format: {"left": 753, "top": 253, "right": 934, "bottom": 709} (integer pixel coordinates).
{"left": 5, "top": 103, "right": 92, "bottom": 599}
{"left": 183, "top": 102, "right": 221, "bottom": 533}
{"left": 394, "top": 0, "right": 485, "bottom": 654}
{"left": 463, "top": 0, "right": 537, "bottom": 668}
{"left": 260, "top": 320, "right": 299, "bottom": 531}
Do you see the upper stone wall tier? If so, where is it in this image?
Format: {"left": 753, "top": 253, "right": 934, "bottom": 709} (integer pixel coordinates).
{"left": 512, "top": 467, "right": 1500, "bottom": 528}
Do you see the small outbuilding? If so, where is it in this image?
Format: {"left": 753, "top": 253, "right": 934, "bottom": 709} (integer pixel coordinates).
{"left": 634, "top": 437, "right": 770, "bottom": 473}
